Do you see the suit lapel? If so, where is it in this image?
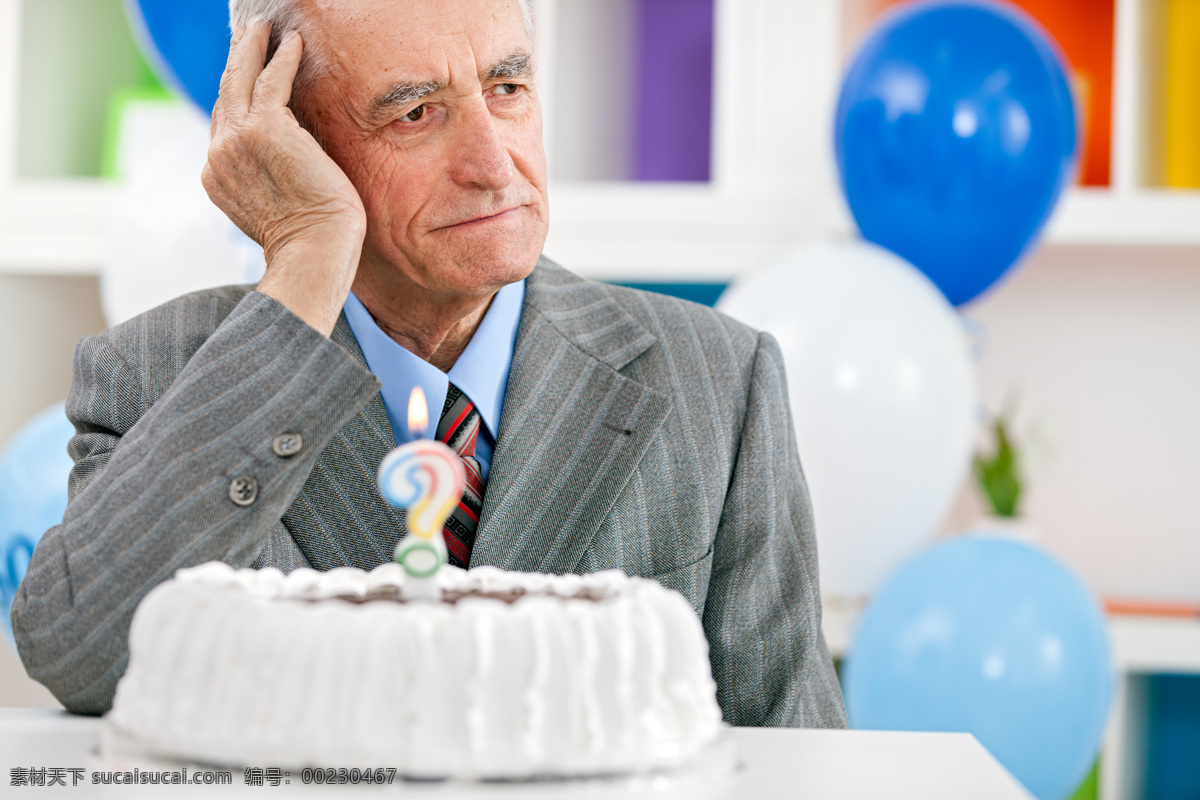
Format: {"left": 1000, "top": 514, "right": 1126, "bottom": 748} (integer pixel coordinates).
{"left": 471, "top": 259, "right": 671, "bottom": 575}
{"left": 284, "top": 262, "right": 670, "bottom": 576}
{"left": 282, "top": 313, "right": 410, "bottom": 571}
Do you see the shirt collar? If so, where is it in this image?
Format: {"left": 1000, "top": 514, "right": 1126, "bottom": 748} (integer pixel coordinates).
{"left": 342, "top": 280, "right": 525, "bottom": 445}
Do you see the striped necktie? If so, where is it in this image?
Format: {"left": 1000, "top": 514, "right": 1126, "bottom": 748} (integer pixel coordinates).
{"left": 434, "top": 383, "right": 486, "bottom": 568}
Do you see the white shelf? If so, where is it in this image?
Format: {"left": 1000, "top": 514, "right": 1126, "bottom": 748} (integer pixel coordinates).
{"left": 1047, "top": 189, "right": 1200, "bottom": 247}
{"left": 3, "top": 181, "right": 1197, "bottom": 278}
{"left": 0, "top": 179, "right": 118, "bottom": 275}
{"left": 823, "top": 602, "right": 1200, "bottom": 674}
{"left": 1109, "top": 614, "right": 1200, "bottom": 673}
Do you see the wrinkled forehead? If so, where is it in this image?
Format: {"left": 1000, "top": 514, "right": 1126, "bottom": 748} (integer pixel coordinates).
{"left": 305, "top": 0, "right": 531, "bottom": 94}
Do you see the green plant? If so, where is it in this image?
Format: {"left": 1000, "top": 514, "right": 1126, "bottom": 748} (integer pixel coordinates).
{"left": 974, "top": 411, "right": 1023, "bottom": 518}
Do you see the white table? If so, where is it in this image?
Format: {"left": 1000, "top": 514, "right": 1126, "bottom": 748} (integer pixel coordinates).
{"left": 1, "top": 708, "right": 1032, "bottom": 799}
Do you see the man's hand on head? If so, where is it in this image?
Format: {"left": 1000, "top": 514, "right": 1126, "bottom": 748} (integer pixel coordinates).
{"left": 202, "top": 22, "right": 367, "bottom": 337}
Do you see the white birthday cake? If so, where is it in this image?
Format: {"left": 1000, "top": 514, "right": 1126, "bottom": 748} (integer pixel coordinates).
{"left": 102, "top": 561, "right": 724, "bottom": 778}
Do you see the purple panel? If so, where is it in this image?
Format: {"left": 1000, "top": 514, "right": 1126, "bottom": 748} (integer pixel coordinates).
{"left": 634, "top": 0, "right": 715, "bottom": 182}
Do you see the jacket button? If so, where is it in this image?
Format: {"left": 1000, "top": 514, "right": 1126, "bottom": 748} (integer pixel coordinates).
{"left": 272, "top": 432, "right": 303, "bottom": 458}
{"left": 229, "top": 476, "right": 259, "bottom": 507}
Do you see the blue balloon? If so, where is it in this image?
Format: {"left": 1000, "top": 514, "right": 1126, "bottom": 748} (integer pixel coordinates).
{"left": 844, "top": 536, "right": 1112, "bottom": 800}
{"left": 124, "top": 0, "right": 231, "bottom": 115}
{"left": 0, "top": 404, "right": 75, "bottom": 648}
{"left": 835, "top": 1, "right": 1077, "bottom": 306}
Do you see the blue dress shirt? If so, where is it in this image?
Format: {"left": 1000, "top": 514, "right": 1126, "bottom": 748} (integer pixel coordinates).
{"left": 342, "top": 280, "right": 525, "bottom": 481}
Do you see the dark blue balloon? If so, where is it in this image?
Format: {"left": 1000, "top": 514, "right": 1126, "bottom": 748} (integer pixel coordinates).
{"left": 844, "top": 536, "right": 1112, "bottom": 800}
{"left": 124, "top": 0, "right": 231, "bottom": 115}
{"left": 835, "top": 1, "right": 1077, "bottom": 306}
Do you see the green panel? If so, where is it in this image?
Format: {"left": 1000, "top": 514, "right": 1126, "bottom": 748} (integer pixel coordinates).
{"left": 100, "top": 84, "right": 172, "bottom": 179}
{"left": 17, "top": 0, "right": 156, "bottom": 177}
{"left": 1066, "top": 756, "right": 1100, "bottom": 800}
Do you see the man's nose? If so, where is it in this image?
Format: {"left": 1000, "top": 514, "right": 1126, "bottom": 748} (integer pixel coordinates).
{"left": 449, "top": 100, "right": 515, "bottom": 191}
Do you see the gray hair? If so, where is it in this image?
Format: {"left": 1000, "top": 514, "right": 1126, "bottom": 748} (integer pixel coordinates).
{"left": 228, "top": 0, "right": 535, "bottom": 101}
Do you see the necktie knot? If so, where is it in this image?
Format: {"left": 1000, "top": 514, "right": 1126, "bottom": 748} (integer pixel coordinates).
{"left": 437, "top": 383, "right": 481, "bottom": 458}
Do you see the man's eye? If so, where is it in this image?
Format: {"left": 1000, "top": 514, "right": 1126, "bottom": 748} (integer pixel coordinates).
{"left": 493, "top": 83, "right": 521, "bottom": 96}
{"left": 403, "top": 105, "right": 426, "bottom": 122}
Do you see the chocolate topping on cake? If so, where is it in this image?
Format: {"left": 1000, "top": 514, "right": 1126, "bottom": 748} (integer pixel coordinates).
{"left": 313, "top": 585, "right": 610, "bottom": 605}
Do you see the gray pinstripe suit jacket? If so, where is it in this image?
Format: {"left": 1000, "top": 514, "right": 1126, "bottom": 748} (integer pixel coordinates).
{"left": 12, "top": 258, "right": 846, "bottom": 727}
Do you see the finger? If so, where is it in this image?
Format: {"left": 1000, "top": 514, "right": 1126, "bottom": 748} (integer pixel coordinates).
{"left": 214, "top": 20, "right": 272, "bottom": 122}
{"left": 251, "top": 31, "right": 304, "bottom": 112}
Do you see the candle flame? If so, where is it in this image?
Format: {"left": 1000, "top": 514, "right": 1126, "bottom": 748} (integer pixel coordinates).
{"left": 408, "top": 387, "right": 429, "bottom": 436}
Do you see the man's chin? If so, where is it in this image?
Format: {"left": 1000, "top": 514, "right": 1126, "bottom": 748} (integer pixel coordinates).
{"left": 422, "top": 248, "right": 541, "bottom": 298}
{"left": 434, "top": 231, "right": 546, "bottom": 294}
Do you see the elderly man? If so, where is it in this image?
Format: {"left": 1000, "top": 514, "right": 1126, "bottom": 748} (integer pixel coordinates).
{"left": 13, "top": 0, "right": 846, "bottom": 728}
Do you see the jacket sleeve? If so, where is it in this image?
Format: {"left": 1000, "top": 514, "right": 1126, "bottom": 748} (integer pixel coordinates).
{"left": 702, "top": 331, "right": 848, "bottom": 728}
{"left": 11, "top": 292, "right": 380, "bottom": 714}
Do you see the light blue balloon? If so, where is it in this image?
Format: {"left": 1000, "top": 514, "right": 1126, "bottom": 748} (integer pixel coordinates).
{"left": 0, "top": 403, "right": 75, "bottom": 648}
{"left": 844, "top": 536, "right": 1113, "bottom": 800}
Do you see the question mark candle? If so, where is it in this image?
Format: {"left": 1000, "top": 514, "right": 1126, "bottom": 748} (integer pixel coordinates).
{"left": 377, "top": 387, "right": 466, "bottom": 599}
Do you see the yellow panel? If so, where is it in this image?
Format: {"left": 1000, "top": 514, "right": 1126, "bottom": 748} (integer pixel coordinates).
{"left": 1166, "top": 0, "right": 1200, "bottom": 187}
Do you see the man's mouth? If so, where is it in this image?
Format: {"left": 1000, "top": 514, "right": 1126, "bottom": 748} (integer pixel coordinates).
{"left": 438, "top": 206, "right": 524, "bottom": 230}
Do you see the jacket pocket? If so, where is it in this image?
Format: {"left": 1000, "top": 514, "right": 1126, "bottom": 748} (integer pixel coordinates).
{"left": 647, "top": 544, "right": 714, "bottom": 615}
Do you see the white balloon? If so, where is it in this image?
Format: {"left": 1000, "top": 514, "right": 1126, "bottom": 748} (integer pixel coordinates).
{"left": 718, "top": 241, "right": 977, "bottom": 598}
{"left": 102, "top": 105, "right": 265, "bottom": 327}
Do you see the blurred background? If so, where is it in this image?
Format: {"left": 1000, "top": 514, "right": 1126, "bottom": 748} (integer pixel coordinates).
{"left": 0, "top": 1, "right": 1197, "bottom": 798}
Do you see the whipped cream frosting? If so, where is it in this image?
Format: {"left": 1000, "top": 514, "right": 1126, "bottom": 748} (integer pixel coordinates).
{"left": 103, "top": 562, "right": 723, "bottom": 778}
